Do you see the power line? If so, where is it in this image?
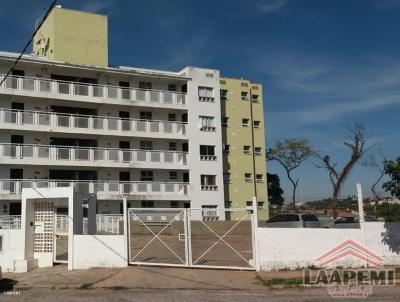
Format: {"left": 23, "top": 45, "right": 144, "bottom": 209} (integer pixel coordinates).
{"left": 0, "top": 0, "right": 58, "bottom": 87}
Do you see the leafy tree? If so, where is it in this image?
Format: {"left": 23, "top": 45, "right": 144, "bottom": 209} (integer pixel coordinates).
{"left": 267, "top": 173, "right": 284, "bottom": 206}
{"left": 383, "top": 157, "right": 400, "bottom": 198}
{"left": 267, "top": 139, "right": 316, "bottom": 208}
{"left": 318, "top": 123, "right": 368, "bottom": 218}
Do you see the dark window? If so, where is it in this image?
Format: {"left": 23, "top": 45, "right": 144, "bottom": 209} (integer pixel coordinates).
{"left": 168, "top": 113, "right": 176, "bottom": 121}
{"left": 201, "top": 175, "right": 216, "bottom": 186}
{"left": 11, "top": 102, "right": 24, "bottom": 110}
{"left": 139, "top": 82, "right": 152, "bottom": 90}
{"left": 302, "top": 214, "right": 319, "bottom": 222}
{"left": 119, "top": 111, "right": 130, "bottom": 119}
{"left": 140, "top": 141, "right": 153, "bottom": 150}
{"left": 169, "top": 142, "right": 177, "bottom": 151}
{"left": 12, "top": 69, "right": 25, "bottom": 76}
{"left": 10, "top": 169, "right": 23, "bottom": 179}
{"left": 168, "top": 84, "right": 177, "bottom": 91}
{"left": 119, "top": 141, "right": 130, "bottom": 149}
{"left": 169, "top": 171, "right": 178, "bottom": 180}
{"left": 140, "top": 111, "right": 152, "bottom": 120}
{"left": 200, "top": 145, "right": 215, "bottom": 156}
{"left": 141, "top": 201, "right": 154, "bottom": 208}
{"left": 141, "top": 170, "right": 154, "bottom": 181}
{"left": 119, "top": 172, "right": 130, "bottom": 181}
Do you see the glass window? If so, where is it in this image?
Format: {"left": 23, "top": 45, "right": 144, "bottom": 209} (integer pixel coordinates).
{"left": 223, "top": 144, "right": 230, "bottom": 154}
{"left": 169, "top": 171, "right": 178, "bottom": 180}
{"left": 198, "top": 86, "right": 214, "bottom": 98}
{"left": 254, "top": 121, "right": 261, "bottom": 128}
{"left": 199, "top": 116, "right": 215, "bottom": 131}
{"left": 170, "top": 201, "right": 179, "bottom": 208}
{"left": 245, "top": 173, "right": 253, "bottom": 182}
{"left": 141, "top": 200, "right": 154, "bottom": 208}
{"left": 254, "top": 147, "right": 262, "bottom": 155}
{"left": 169, "top": 142, "right": 177, "bottom": 151}
{"left": 241, "top": 91, "right": 249, "bottom": 100}
{"left": 140, "top": 111, "right": 152, "bottom": 120}
{"left": 302, "top": 214, "right": 319, "bottom": 222}
{"left": 223, "top": 173, "right": 231, "bottom": 183}
{"left": 168, "top": 113, "right": 176, "bottom": 121}
{"left": 243, "top": 145, "right": 251, "bottom": 154}
{"left": 242, "top": 118, "right": 249, "bottom": 127}
{"left": 201, "top": 175, "right": 216, "bottom": 186}
{"left": 168, "top": 84, "right": 177, "bottom": 91}
{"left": 220, "top": 89, "right": 228, "bottom": 99}
{"left": 139, "top": 82, "right": 152, "bottom": 90}
{"left": 221, "top": 116, "right": 229, "bottom": 126}
{"left": 256, "top": 174, "right": 264, "bottom": 182}
{"left": 200, "top": 145, "right": 215, "bottom": 156}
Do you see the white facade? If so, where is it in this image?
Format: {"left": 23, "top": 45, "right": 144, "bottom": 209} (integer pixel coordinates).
{"left": 0, "top": 51, "right": 225, "bottom": 214}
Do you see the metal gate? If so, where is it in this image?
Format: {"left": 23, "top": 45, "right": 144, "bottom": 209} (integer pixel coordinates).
{"left": 128, "top": 208, "right": 255, "bottom": 270}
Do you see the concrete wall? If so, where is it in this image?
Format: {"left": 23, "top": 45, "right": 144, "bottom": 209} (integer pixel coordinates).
{"left": 71, "top": 235, "right": 128, "bottom": 269}
{"left": 0, "top": 229, "right": 25, "bottom": 272}
{"left": 256, "top": 222, "right": 400, "bottom": 270}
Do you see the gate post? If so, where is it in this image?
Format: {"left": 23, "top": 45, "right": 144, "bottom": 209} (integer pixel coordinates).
{"left": 185, "top": 209, "right": 192, "bottom": 267}
{"left": 252, "top": 197, "right": 260, "bottom": 271}
{"left": 123, "top": 197, "right": 129, "bottom": 265}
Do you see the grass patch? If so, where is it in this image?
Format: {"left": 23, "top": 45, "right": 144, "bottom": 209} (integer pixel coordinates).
{"left": 256, "top": 275, "right": 303, "bottom": 288}
{"left": 79, "top": 283, "right": 93, "bottom": 290}
{"left": 105, "top": 286, "right": 130, "bottom": 291}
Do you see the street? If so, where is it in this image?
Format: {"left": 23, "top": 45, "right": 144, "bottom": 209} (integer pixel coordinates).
{"left": 2, "top": 287, "right": 400, "bottom": 302}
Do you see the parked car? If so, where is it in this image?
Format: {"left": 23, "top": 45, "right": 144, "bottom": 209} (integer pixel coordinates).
{"left": 265, "top": 213, "right": 320, "bottom": 228}
{"left": 326, "top": 216, "right": 378, "bottom": 229}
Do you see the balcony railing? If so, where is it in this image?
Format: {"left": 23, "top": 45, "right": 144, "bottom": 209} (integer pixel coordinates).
{"left": 0, "top": 215, "right": 21, "bottom": 229}
{"left": 0, "top": 179, "right": 189, "bottom": 197}
{"left": 0, "top": 143, "right": 188, "bottom": 167}
{"left": 57, "top": 214, "right": 124, "bottom": 235}
{"left": 0, "top": 108, "right": 187, "bottom": 137}
{"left": 0, "top": 74, "right": 187, "bottom": 107}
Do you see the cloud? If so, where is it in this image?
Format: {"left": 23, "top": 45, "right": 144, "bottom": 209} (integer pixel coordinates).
{"left": 257, "top": 0, "right": 289, "bottom": 13}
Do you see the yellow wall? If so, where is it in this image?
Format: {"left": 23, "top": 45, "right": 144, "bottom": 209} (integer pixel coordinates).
{"left": 220, "top": 78, "right": 268, "bottom": 219}
{"left": 33, "top": 7, "right": 108, "bottom": 67}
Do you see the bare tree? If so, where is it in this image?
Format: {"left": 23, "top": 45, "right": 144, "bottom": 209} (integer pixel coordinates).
{"left": 318, "top": 123, "right": 369, "bottom": 218}
{"left": 267, "top": 139, "right": 316, "bottom": 208}
{"left": 362, "top": 155, "right": 386, "bottom": 215}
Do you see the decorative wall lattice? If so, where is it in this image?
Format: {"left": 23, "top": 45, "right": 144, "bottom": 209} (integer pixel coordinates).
{"left": 34, "top": 202, "right": 55, "bottom": 253}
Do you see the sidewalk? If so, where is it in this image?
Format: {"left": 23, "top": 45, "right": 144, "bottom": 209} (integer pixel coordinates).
{"left": 3, "top": 265, "right": 266, "bottom": 290}
{"left": 3, "top": 265, "right": 399, "bottom": 291}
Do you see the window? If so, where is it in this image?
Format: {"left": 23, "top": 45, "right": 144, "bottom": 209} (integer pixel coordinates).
{"left": 168, "top": 113, "right": 176, "bottom": 121}
{"left": 242, "top": 118, "right": 249, "bottom": 127}
{"left": 170, "top": 201, "right": 179, "bottom": 208}
{"left": 223, "top": 173, "right": 231, "bottom": 184}
{"left": 140, "top": 170, "right": 154, "bottom": 181}
{"left": 241, "top": 82, "right": 249, "bottom": 87}
{"left": 199, "top": 116, "right": 215, "bottom": 131}
{"left": 243, "top": 145, "right": 251, "bottom": 154}
{"left": 246, "top": 201, "right": 253, "bottom": 208}
{"left": 241, "top": 91, "right": 249, "bottom": 100}
{"left": 140, "top": 111, "right": 152, "bottom": 120}
{"left": 198, "top": 86, "right": 214, "bottom": 100}
{"left": 254, "top": 120, "right": 261, "bottom": 128}
{"left": 252, "top": 94, "right": 259, "bottom": 102}
{"left": 223, "top": 144, "right": 230, "bottom": 155}
{"left": 254, "top": 147, "right": 262, "bottom": 155}
{"left": 139, "top": 82, "right": 152, "bottom": 90}
{"left": 140, "top": 140, "right": 153, "bottom": 150}
{"left": 205, "top": 72, "right": 214, "bottom": 78}
{"left": 202, "top": 205, "right": 218, "bottom": 220}
{"left": 258, "top": 201, "right": 265, "bottom": 209}
{"left": 169, "top": 171, "right": 178, "bottom": 181}
{"left": 201, "top": 175, "right": 217, "bottom": 190}
{"left": 200, "top": 145, "right": 216, "bottom": 160}
{"left": 169, "top": 142, "right": 177, "bottom": 151}
{"left": 245, "top": 173, "right": 253, "bottom": 182}
{"left": 220, "top": 89, "right": 228, "bottom": 100}
{"left": 256, "top": 174, "right": 264, "bottom": 182}
{"left": 168, "top": 84, "right": 177, "bottom": 91}
{"left": 221, "top": 116, "right": 229, "bottom": 126}
{"left": 141, "top": 201, "right": 154, "bottom": 208}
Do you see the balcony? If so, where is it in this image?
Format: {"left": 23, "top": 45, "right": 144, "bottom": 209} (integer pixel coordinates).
{"left": 0, "top": 74, "right": 187, "bottom": 109}
{"left": 0, "top": 143, "right": 188, "bottom": 169}
{"left": 0, "top": 109, "right": 188, "bottom": 140}
{"left": 0, "top": 215, "right": 21, "bottom": 229}
{"left": 0, "top": 179, "right": 190, "bottom": 200}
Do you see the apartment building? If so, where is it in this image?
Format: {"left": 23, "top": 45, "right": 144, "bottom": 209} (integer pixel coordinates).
{"left": 220, "top": 78, "right": 268, "bottom": 218}
{"left": 0, "top": 7, "right": 225, "bottom": 218}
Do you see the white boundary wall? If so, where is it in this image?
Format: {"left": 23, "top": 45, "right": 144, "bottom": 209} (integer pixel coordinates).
{"left": 71, "top": 235, "right": 128, "bottom": 269}
{"left": 0, "top": 229, "right": 25, "bottom": 272}
{"left": 256, "top": 222, "right": 400, "bottom": 270}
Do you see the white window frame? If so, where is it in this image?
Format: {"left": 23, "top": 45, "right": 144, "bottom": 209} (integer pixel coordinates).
{"left": 199, "top": 116, "right": 216, "bottom": 132}
{"left": 198, "top": 86, "right": 214, "bottom": 102}
{"left": 201, "top": 205, "right": 218, "bottom": 220}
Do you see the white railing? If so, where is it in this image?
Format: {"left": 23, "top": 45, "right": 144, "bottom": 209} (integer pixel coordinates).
{"left": 0, "top": 74, "right": 187, "bottom": 106}
{"left": 0, "top": 179, "right": 189, "bottom": 197}
{"left": 60, "top": 214, "right": 123, "bottom": 235}
{"left": 56, "top": 214, "right": 69, "bottom": 233}
{"left": 0, "top": 108, "right": 187, "bottom": 137}
{"left": 0, "top": 143, "right": 188, "bottom": 166}
{"left": 0, "top": 215, "right": 21, "bottom": 229}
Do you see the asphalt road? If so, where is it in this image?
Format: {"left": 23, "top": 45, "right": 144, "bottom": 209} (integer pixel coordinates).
{"left": 2, "top": 287, "right": 400, "bottom": 302}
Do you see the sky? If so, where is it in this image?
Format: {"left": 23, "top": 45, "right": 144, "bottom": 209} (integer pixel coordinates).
{"left": 1, "top": 0, "right": 400, "bottom": 202}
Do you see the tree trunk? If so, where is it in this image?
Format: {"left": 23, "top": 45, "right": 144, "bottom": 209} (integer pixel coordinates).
{"left": 332, "top": 186, "right": 339, "bottom": 219}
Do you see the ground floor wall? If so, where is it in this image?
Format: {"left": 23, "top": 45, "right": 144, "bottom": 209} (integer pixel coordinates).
{"left": 71, "top": 235, "right": 128, "bottom": 269}
{"left": 256, "top": 222, "right": 400, "bottom": 270}
{"left": 0, "top": 229, "right": 25, "bottom": 272}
